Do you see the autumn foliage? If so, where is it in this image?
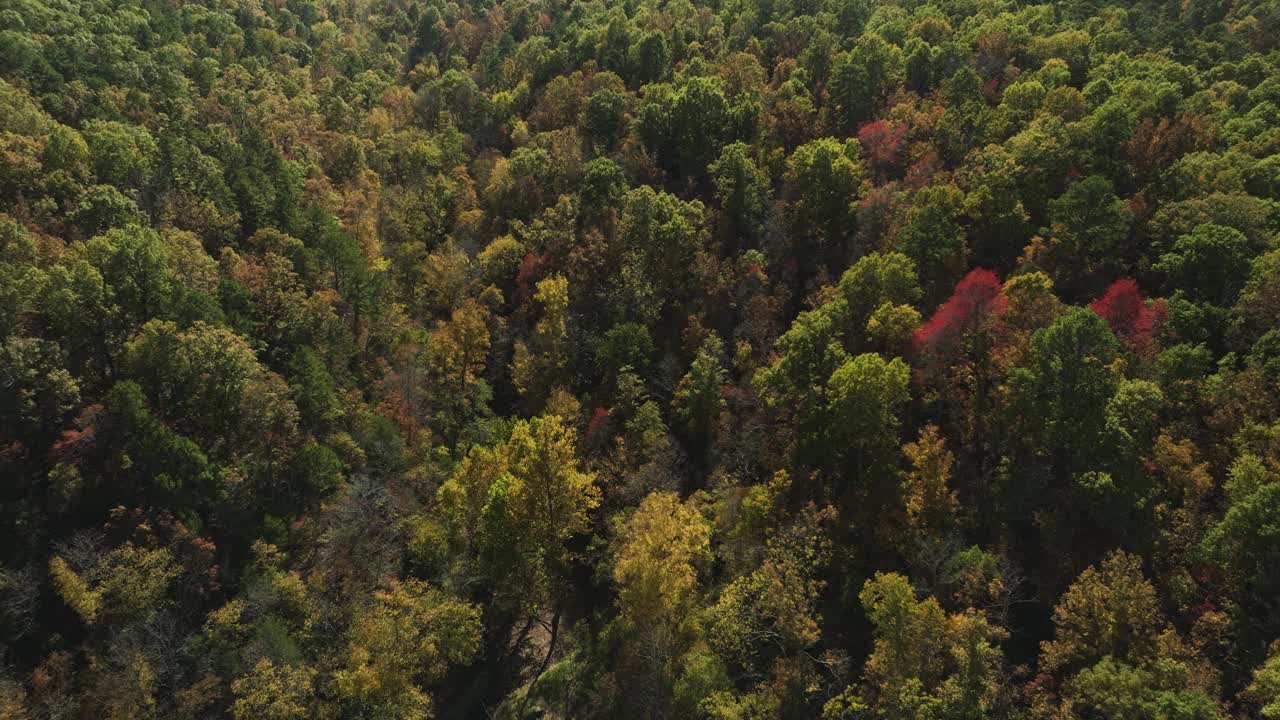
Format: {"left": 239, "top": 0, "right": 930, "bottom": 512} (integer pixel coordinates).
{"left": 858, "top": 120, "right": 907, "bottom": 176}
{"left": 913, "top": 268, "right": 1007, "bottom": 359}
{"left": 1088, "top": 278, "right": 1164, "bottom": 354}
{"left": 4, "top": 0, "right": 1280, "bottom": 715}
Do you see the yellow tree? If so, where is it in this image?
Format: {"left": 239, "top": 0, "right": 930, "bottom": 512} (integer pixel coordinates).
{"left": 428, "top": 299, "right": 491, "bottom": 442}
{"left": 335, "top": 579, "right": 480, "bottom": 719}
{"left": 1039, "top": 551, "right": 1163, "bottom": 676}
{"left": 512, "top": 275, "right": 569, "bottom": 409}
{"left": 231, "top": 659, "right": 316, "bottom": 720}
{"left": 613, "top": 491, "right": 712, "bottom": 702}
{"left": 460, "top": 414, "right": 600, "bottom": 681}
{"left": 902, "top": 425, "right": 959, "bottom": 538}
{"left": 846, "top": 572, "right": 1008, "bottom": 719}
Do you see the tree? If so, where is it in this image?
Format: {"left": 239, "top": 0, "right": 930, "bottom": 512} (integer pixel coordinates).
{"left": 231, "top": 659, "right": 316, "bottom": 720}
{"left": 914, "top": 268, "right": 1007, "bottom": 361}
{"left": 335, "top": 579, "right": 480, "bottom": 719}
{"left": 612, "top": 186, "right": 706, "bottom": 324}
{"left": 512, "top": 275, "right": 570, "bottom": 410}
{"left": 1006, "top": 308, "right": 1122, "bottom": 487}
{"left": 672, "top": 334, "right": 727, "bottom": 459}
{"left": 668, "top": 76, "right": 732, "bottom": 179}
{"left": 785, "top": 138, "right": 866, "bottom": 270}
{"left": 0, "top": 336, "right": 79, "bottom": 453}
{"left": 1040, "top": 551, "right": 1163, "bottom": 677}
{"left": 825, "top": 352, "right": 911, "bottom": 479}
{"left": 902, "top": 425, "right": 959, "bottom": 537}
{"left": 429, "top": 299, "right": 492, "bottom": 439}
{"left": 83, "top": 225, "right": 176, "bottom": 329}
{"left": 613, "top": 491, "right": 712, "bottom": 705}
{"left": 708, "top": 505, "right": 835, "bottom": 678}
{"left": 122, "top": 320, "right": 298, "bottom": 461}
{"left": 1245, "top": 641, "right": 1280, "bottom": 719}
{"left": 82, "top": 120, "right": 157, "bottom": 191}
{"left": 858, "top": 120, "right": 907, "bottom": 179}
{"left": 829, "top": 34, "right": 904, "bottom": 133}
{"left": 837, "top": 251, "right": 923, "bottom": 341}
{"left": 1045, "top": 175, "right": 1133, "bottom": 292}
{"left": 1202, "top": 482, "right": 1280, "bottom": 658}
{"left": 1155, "top": 223, "right": 1252, "bottom": 305}
{"left": 914, "top": 269, "right": 1007, "bottom": 462}
{"left": 1089, "top": 278, "right": 1161, "bottom": 355}
{"left": 755, "top": 304, "right": 848, "bottom": 460}
{"left": 580, "top": 88, "right": 627, "bottom": 152}
{"left": 50, "top": 544, "right": 179, "bottom": 626}
{"left": 633, "top": 32, "right": 670, "bottom": 85}
{"left": 1064, "top": 656, "right": 1219, "bottom": 720}
{"left": 1234, "top": 249, "right": 1280, "bottom": 338}
{"left": 506, "top": 414, "right": 600, "bottom": 576}
{"left": 852, "top": 572, "right": 1009, "bottom": 719}
{"left": 898, "top": 185, "right": 968, "bottom": 304}
{"left": 709, "top": 142, "right": 770, "bottom": 248}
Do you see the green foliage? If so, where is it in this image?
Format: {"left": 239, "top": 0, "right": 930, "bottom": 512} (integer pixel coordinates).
{"left": 785, "top": 137, "right": 865, "bottom": 266}
{"left": 2, "top": 0, "right": 1279, "bottom": 715}
{"left": 673, "top": 334, "right": 728, "bottom": 456}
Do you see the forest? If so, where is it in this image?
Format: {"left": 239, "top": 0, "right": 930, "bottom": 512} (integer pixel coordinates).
{"left": 1, "top": 0, "right": 1280, "bottom": 715}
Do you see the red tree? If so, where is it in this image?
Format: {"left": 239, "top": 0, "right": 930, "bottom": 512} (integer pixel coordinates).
{"left": 858, "top": 120, "right": 907, "bottom": 176}
{"left": 913, "top": 268, "right": 1008, "bottom": 360}
{"left": 515, "top": 252, "right": 546, "bottom": 293}
{"left": 1089, "top": 278, "right": 1162, "bottom": 354}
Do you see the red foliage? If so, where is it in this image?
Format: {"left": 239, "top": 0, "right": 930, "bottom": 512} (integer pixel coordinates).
{"left": 1089, "top": 278, "right": 1159, "bottom": 354}
{"left": 1190, "top": 598, "right": 1219, "bottom": 618}
{"left": 858, "top": 120, "right": 907, "bottom": 173}
{"left": 982, "top": 77, "right": 1003, "bottom": 103}
{"left": 1127, "top": 191, "right": 1150, "bottom": 219}
{"left": 857, "top": 184, "right": 899, "bottom": 243}
{"left": 48, "top": 404, "right": 101, "bottom": 462}
{"left": 904, "top": 148, "right": 940, "bottom": 189}
{"left": 1023, "top": 673, "right": 1059, "bottom": 705}
{"left": 913, "top": 268, "right": 1008, "bottom": 359}
{"left": 586, "top": 406, "right": 611, "bottom": 443}
{"left": 515, "top": 252, "right": 546, "bottom": 293}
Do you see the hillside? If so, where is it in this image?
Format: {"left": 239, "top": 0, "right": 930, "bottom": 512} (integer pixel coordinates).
{"left": 2, "top": 0, "right": 1280, "bottom": 716}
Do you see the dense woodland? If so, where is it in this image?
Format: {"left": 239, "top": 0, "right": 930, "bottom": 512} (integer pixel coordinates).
{"left": 2, "top": 0, "right": 1280, "bottom": 716}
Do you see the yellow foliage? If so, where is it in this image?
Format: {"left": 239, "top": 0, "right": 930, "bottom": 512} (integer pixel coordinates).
{"left": 231, "top": 659, "right": 316, "bottom": 720}
{"left": 613, "top": 491, "right": 711, "bottom": 631}
{"left": 902, "top": 424, "right": 959, "bottom": 534}
{"left": 49, "top": 556, "right": 99, "bottom": 624}
{"left": 1153, "top": 434, "right": 1214, "bottom": 501}
{"left": 1040, "top": 551, "right": 1163, "bottom": 676}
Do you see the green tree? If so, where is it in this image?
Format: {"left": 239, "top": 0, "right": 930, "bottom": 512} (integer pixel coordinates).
{"left": 1245, "top": 642, "right": 1280, "bottom": 719}
{"left": 825, "top": 352, "right": 911, "bottom": 479}
{"left": 837, "top": 251, "right": 923, "bottom": 331}
{"left": 82, "top": 120, "right": 157, "bottom": 191}
{"left": 1046, "top": 175, "right": 1132, "bottom": 291}
{"left": 0, "top": 336, "right": 79, "bottom": 453}
{"left": 897, "top": 185, "right": 967, "bottom": 304}
{"left": 1155, "top": 223, "right": 1252, "bottom": 305}
{"left": 673, "top": 334, "right": 727, "bottom": 460}
{"left": 709, "top": 142, "right": 770, "bottom": 248}
{"left": 668, "top": 76, "right": 732, "bottom": 179}
{"left": 853, "top": 572, "right": 1009, "bottom": 719}
{"left": 785, "top": 138, "right": 865, "bottom": 269}
{"left": 613, "top": 186, "right": 706, "bottom": 324}
{"left": 829, "top": 34, "right": 905, "bottom": 133}
{"left": 581, "top": 88, "right": 627, "bottom": 152}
